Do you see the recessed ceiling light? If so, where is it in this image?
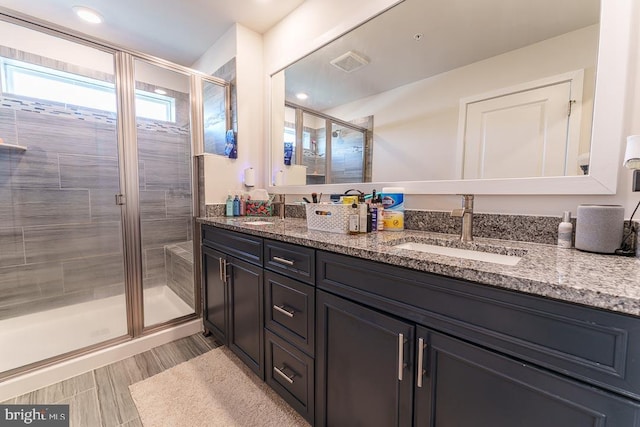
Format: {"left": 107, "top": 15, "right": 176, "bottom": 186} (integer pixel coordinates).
{"left": 296, "top": 93, "right": 308, "bottom": 100}
{"left": 154, "top": 89, "right": 167, "bottom": 95}
{"left": 72, "top": 6, "right": 103, "bottom": 24}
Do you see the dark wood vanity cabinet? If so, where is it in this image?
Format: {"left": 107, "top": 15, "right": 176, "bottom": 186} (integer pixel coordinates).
{"left": 316, "top": 250, "right": 640, "bottom": 426}
{"left": 202, "top": 225, "right": 640, "bottom": 426}
{"left": 316, "top": 289, "right": 640, "bottom": 426}
{"left": 202, "top": 226, "right": 264, "bottom": 378}
{"left": 202, "top": 246, "right": 227, "bottom": 344}
{"left": 316, "top": 290, "right": 414, "bottom": 427}
{"left": 263, "top": 240, "right": 316, "bottom": 423}
{"left": 414, "top": 327, "right": 640, "bottom": 426}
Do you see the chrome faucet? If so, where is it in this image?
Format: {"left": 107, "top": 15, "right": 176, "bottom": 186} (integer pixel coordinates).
{"left": 451, "top": 195, "right": 474, "bottom": 242}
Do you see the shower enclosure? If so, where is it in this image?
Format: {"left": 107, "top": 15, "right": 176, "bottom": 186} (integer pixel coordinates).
{"left": 283, "top": 103, "right": 372, "bottom": 184}
{"left": 0, "top": 16, "right": 228, "bottom": 378}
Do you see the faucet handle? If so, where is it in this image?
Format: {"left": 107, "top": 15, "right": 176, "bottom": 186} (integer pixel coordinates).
{"left": 450, "top": 208, "right": 465, "bottom": 218}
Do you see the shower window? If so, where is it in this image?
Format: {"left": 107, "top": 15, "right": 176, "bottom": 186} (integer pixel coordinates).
{"left": 1, "top": 58, "right": 175, "bottom": 122}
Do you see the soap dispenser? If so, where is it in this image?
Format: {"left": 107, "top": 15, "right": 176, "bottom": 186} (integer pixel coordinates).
{"left": 557, "top": 211, "right": 573, "bottom": 248}
{"left": 225, "top": 193, "right": 234, "bottom": 217}
{"left": 233, "top": 195, "right": 240, "bottom": 216}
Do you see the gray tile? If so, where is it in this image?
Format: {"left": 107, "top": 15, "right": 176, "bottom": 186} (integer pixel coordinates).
{"left": 15, "top": 110, "right": 117, "bottom": 158}
{"left": 0, "top": 188, "right": 91, "bottom": 228}
{"left": 62, "top": 254, "right": 125, "bottom": 293}
{"left": 192, "top": 332, "right": 222, "bottom": 350}
{"left": 92, "top": 283, "right": 126, "bottom": 300}
{"left": 166, "top": 190, "right": 192, "bottom": 218}
{"left": 94, "top": 354, "right": 159, "bottom": 426}
{"left": 137, "top": 161, "right": 146, "bottom": 190}
{"left": 150, "top": 335, "right": 212, "bottom": 370}
{"left": 90, "top": 189, "right": 123, "bottom": 222}
{"left": 0, "top": 154, "right": 11, "bottom": 193}
{"left": 59, "top": 154, "right": 119, "bottom": 190}
{"left": 60, "top": 388, "right": 102, "bottom": 427}
{"left": 0, "top": 107, "right": 18, "bottom": 145}
{"left": 0, "top": 227, "right": 25, "bottom": 267}
{"left": 0, "top": 288, "right": 97, "bottom": 320}
{"left": 143, "top": 247, "right": 166, "bottom": 280}
{"left": 24, "top": 222, "right": 122, "bottom": 264}
{"left": 7, "top": 147, "right": 60, "bottom": 189}
{"left": 0, "top": 262, "right": 64, "bottom": 308}
{"left": 14, "top": 371, "right": 95, "bottom": 404}
{"left": 140, "top": 218, "right": 189, "bottom": 249}
{"left": 166, "top": 252, "right": 194, "bottom": 309}
{"left": 139, "top": 190, "right": 166, "bottom": 220}
{"left": 138, "top": 132, "right": 191, "bottom": 191}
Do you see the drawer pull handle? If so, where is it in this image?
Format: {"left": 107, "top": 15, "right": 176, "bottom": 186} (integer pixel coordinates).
{"left": 273, "top": 305, "right": 295, "bottom": 318}
{"left": 398, "top": 333, "right": 404, "bottom": 381}
{"left": 274, "top": 366, "right": 295, "bottom": 384}
{"left": 218, "top": 257, "right": 224, "bottom": 282}
{"left": 273, "top": 256, "right": 295, "bottom": 266}
{"left": 417, "top": 337, "right": 427, "bottom": 388}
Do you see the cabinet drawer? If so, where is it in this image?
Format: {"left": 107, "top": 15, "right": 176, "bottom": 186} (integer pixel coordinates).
{"left": 264, "top": 240, "right": 315, "bottom": 285}
{"left": 265, "top": 330, "right": 314, "bottom": 424}
{"left": 202, "top": 225, "right": 263, "bottom": 266}
{"left": 317, "top": 250, "right": 640, "bottom": 400}
{"left": 264, "top": 271, "right": 315, "bottom": 356}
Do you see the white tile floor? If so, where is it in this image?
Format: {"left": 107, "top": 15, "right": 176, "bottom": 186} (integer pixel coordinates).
{"left": 0, "top": 285, "right": 193, "bottom": 373}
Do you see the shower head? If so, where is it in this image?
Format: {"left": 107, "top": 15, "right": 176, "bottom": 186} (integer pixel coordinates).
{"left": 332, "top": 130, "right": 341, "bottom": 138}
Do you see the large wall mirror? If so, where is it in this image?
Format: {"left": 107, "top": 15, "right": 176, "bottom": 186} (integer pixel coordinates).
{"left": 269, "top": 0, "right": 632, "bottom": 194}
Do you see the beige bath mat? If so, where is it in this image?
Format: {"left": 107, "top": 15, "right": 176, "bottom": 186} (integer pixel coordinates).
{"left": 129, "top": 346, "right": 309, "bottom": 427}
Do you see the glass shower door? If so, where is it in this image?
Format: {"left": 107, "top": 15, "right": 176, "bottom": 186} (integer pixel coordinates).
{"left": 0, "top": 20, "right": 128, "bottom": 374}
{"left": 133, "top": 59, "right": 195, "bottom": 327}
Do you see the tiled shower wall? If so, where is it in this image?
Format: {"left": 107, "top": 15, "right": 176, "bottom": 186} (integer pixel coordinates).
{"left": 0, "top": 94, "right": 193, "bottom": 320}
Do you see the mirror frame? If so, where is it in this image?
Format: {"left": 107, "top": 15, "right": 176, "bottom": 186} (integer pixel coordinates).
{"left": 268, "top": 0, "right": 632, "bottom": 195}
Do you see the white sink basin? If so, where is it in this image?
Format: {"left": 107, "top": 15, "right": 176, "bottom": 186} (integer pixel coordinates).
{"left": 393, "top": 242, "right": 522, "bottom": 266}
{"left": 243, "top": 220, "right": 274, "bottom": 226}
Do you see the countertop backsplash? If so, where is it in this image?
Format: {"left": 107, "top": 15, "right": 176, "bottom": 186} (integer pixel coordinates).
{"left": 204, "top": 203, "right": 639, "bottom": 254}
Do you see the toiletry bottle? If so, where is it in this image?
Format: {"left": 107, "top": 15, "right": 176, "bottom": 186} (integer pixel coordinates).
{"left": 240, "top": 195, "right": 246, "bottom": 216}
{"left": 225, "top": 193, "right": 234, "bottom": 217}
{"left": 233, "top": 195, "right": 240, "bottom": 216}
{"left": 349, "top": 203, "right": 360, "bottom": 234}
{"left": 358, "top": 195, "right": 368, "bottom": 233}
{"left": 369, "top": 190, "right": 377, "bottom": 231}
{"left": 376, "top": 194, "right": 384, "bottom": 231}
{"left": 558, "top": 211, "right": 573, "bottom": 248}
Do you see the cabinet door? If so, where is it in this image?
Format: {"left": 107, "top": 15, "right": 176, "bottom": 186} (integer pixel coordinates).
{"left": 202, "top": 247, "right": 227, "bottom": 344}
{"left": 228, "top": 257, "right": 264, "bottom": 379}
{"left": 414, "top": 326, "right": 640, "bottom": 427}
{"left": 316, "top": 290, "right": 414, "bottom": 427}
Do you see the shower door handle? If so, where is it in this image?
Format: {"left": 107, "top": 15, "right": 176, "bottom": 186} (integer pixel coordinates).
{"left": 115, "top": 194, "right": 126, "bottom": 205}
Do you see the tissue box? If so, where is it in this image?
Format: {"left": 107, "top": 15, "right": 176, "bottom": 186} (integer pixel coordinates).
{"left": 246, "top": 200, "right": 273, "bottom": 216}
{"left": 305, "top": 203, "right": 352, "bottom": 234}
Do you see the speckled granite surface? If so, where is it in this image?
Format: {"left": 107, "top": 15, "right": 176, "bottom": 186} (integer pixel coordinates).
{"left": 207, "top": 204, "right": 569, "bottom": 245}
{"left": 198, "top": 216, "right": 640, "bottom": 317}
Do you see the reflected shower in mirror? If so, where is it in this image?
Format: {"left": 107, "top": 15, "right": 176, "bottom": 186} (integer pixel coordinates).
{"left": 203, "top": 79, "right": 229, "bottom": 156}
{"left": 272, "top": 0, "right": 600, "bottom": 185}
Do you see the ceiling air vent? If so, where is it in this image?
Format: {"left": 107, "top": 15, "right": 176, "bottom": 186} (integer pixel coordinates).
{"left": 330, "top": 51, "right": 369, "bottom": 73}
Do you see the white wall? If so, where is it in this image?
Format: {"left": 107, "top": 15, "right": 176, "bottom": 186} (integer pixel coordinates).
{"left": 193, "top": 24, "right": 265, "bottom": 203}
{"left": 263, "top": 0, "right": 640, "bottom": 218}
{"left": 0, "top": 19, "right": 114, "bottom": 72}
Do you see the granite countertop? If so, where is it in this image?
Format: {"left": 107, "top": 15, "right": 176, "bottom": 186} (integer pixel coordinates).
{"left": 198, "top": 216, "right": 640, "bottom": 317}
